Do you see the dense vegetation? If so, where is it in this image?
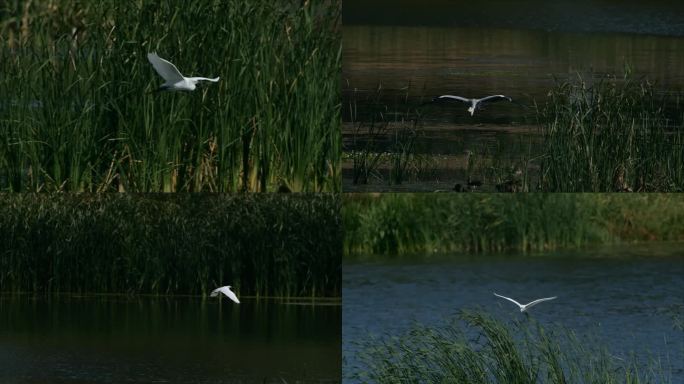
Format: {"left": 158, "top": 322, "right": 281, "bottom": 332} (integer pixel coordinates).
{"left": 352, "top": 310, "right": 674, "bottom": 383}
{"left": 538, "top": 72, "right": 684, "bottom": 192}
{"left": 344, "top": 193, "right": 684, "bottom": 258}
{"left": 0, "top": 194, "right": 341, "bottom": 297}
{"left": 0, "top": 0, "right": 340, "bottom": 192}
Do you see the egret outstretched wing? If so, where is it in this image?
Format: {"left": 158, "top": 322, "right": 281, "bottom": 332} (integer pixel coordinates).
{"left": 523, "top": 296, "right": 557, "bottom": 310}
{"left": 434, "top": 95, "right": 471, "bottom": 103}
{"left": 494, "top": 292, "right": 523, "bottom": 308}
{"left": 478, "top": 95, "right": 512, "bottom": 104}
{"left": 147, "top": 52, "right": 184, "bottom": 83}
{"left": 211, "top": 286, "right": 240, "bottom": 304}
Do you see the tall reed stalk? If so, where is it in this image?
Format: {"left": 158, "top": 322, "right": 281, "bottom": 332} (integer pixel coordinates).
{"left": 538, "top": 72, "right": 683, "bottom": 192}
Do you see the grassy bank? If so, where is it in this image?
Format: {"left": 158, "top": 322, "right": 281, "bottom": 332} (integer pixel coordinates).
{"left": 0, "top": 0, "right": 340, "bottom": 192}
{"left": 0, "top": 194, "right": 341, "bottom": 297}
{"left": 344, "top": 194, "right": 684, "bottom": 258}
{"left": 352, "top": 310, "right": 674, "bottom": 383}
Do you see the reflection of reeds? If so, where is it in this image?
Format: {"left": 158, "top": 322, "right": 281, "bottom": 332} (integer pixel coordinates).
{"left": 346, "top": 84, "right": 427, "bottom": 185}
{"left": 352, "top": 309, "right": 670, "bottom": 383}
{"left": 343, "top": 194, "right": 684, "bottom": 257}
{"left": 538, "top": 71, "right": 684, "bottom": 192}
{"left": 347, "top": 85, "right": 387, "bottom": 184}
{"left": 0, "top": 194, "right": 341, "bottom": 297}
{"left": 0, "top": 0, "right": 340, "bottom": 192}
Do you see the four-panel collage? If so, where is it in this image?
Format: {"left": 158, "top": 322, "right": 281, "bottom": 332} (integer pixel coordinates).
{"left": 1, "top": 1, "right": 682, "bottom": 383}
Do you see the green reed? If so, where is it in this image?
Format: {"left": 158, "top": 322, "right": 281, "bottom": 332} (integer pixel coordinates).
{"left": 343, "top": 193, "right": 684, "bottom": 258}
{"left": 353, "top": 310, "right": 671, "bottom": 383}
{"left": 0, "top": 0, "right": 340, "bottom": 192}
{"left": 0, "top": 194, "right": 341, "bottom": 297}
{"left": 538, "top": 72, "right": 684, "bottom": 192}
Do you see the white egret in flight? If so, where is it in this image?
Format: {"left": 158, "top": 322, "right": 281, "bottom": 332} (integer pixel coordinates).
{"left": 211, "top": 286, "right": 240, "bottom": 304}
{"left": 147, "top": 52, "right": 219, "bottom": 92}
{"left": 433, "top": 94, "right": 512, "bottom": 116}
{"left": 494, "top": 292, "right": 556, "bottom": 312}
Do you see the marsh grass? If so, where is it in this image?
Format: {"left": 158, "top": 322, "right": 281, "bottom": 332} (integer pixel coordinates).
{"left": 345, "top": 84, "right": 427, "bottom": 185}
{"left": 346, "top": 85, "right": 389, "bottom": 184}
{"left": 352, "top": 310, "right": 671, "bottom": 383}
{"left": 0, "top": 193, "right": 341, "bottom": 297}
{"left": 538, "top": 71, "right": 684, "bottom": 192}
{"left": 0, "top": 0, "right": 340, "bottom": 192}
{"left": 343, "top": 193, "right": 684, "bottom": 258}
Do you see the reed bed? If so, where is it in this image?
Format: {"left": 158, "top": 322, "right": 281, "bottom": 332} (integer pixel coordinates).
{"left": 538, "top": 72, "right": 684, "bottom": 192}
{"left": 352, "top": 309, "right": 672, "bottom": 383}
{"left": 0, "top": 0, "right": 340, "bottom": 192}
{"left": 344, "top": 194, "right": 684, "bottom": 258}
{"left": 344, "top": 85, "right": 429, "bottom": 185}
{"left": 0, "top": 194, "right": 341, "bottom": 297}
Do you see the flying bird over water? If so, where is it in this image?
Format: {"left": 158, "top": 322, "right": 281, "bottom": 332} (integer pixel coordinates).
{"left": 147, "top": 52, "right": 219, "bottom": 92}
{"left": 494, "top": 292, "right": 556, "bottom": 312}
{"left": 211, "top": 286, "right": 240, "bottom": 303}
{"left": 433, "top": 94, "right": 512, "bottom": 116}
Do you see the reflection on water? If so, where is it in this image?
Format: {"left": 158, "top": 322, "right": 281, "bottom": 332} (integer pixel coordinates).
{"left": 343, "top": 243, "right": 684, "bottom": 382}
{"left": 0, "top": 296, "right": 341, "bottom": 383}
{"left": 343, "top": 0, "right": 684, "bottom": 37}
{"left": 343, "top": 25, "right": 684, "bottom": 122}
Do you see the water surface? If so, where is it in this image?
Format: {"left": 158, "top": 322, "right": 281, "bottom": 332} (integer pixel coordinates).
{"left": 0, "top": 296, "right": 341, "bottom": 384}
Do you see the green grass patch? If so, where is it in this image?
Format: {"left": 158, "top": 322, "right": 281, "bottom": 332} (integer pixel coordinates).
{"left": 344, "top": 194, "right": 684, "bottom": 258}
{"left": 0, "top": 193, "right": 341, "bottom": 297}
{"left": 0, "top": 0, "right": 340, "bottom": 192}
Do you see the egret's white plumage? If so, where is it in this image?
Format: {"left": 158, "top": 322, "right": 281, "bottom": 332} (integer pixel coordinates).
{"left": 493, "top": 292, "right": 556, "bottom": 312}
{"left": 147, "top": 52, "right": 219, "bottom": 92}
{"left": 210, "top": 286, "right": 240, "bottom": 303}
{"left": 433, "top": 94, "right": 512, "bottom": 116}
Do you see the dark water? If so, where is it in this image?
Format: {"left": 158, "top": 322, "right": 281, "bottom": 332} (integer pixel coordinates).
{"left": 343, "top": 244, "right": 684, "bottom": 382}
{"left": 343, "top": 0, "right": 684, "bottom": 36}
{"left": 0, "top": 296, "right": 341, "bottom": 384}
{"left": 342, "top": 1, "right": 684, "bottom": 190}
{"left": 343, "top": 25, "right": 684, "bottom": 120}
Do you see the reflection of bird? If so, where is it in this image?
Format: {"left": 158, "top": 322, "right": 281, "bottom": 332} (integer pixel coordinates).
{"left": 211, "top": 286, "right": 240, "bottom": 303}
{"left": 147, "top": 52, "right": 219, "bottom": 92}
{"left": 433, "top": 94, "right": 512, "bottom": 116}
{"left": 494, "top": 292, "right": 556, "bottom": 312}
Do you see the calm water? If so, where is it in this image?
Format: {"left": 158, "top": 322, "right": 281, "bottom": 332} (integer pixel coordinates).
{"left": 0, "top": 296, "right": 341, "bottom": 384}
{"left": 342, "top": 0, "right": 684, "bottom": 190}
{"left": 343, "top": 244, "right": 684, "bottom": 382}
